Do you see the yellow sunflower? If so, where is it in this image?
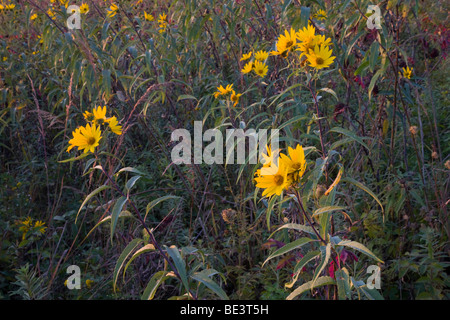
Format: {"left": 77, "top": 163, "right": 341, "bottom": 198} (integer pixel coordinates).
{"left": 401, "top": 66, "right": 413, "bottom": 79}
{"left": 296, "top": 24, "right": 317, "bottom": 54}
{"left": 230, "top": 90, "right": 242, "bottom": 107}
{"left": 280, "top": 144, "right": 307, "bottom": 180}
{"left": 67, "top": 123, "right": 102, "bottom": 153}
{"left": 80, "top": 3, "right": 89, "bottom": 14}
{"left": 108, "top": 116, "right": 123, "bottom": 135}
{"left": 214, "top": 84, "right": 233, "bottom": 98}
{"left": 255, "top": 159, "right": 290, "bottom": 198}
{"left": 271, "top": 28, "right": 298, "bottom": 58}
{"left": 304, "top": 44, "right": 335, "bottom": 69}
{"left": 314, "top": 9, "right": 327, "bottom": 21}
{"left": 254, "top": 50, "right": 269, "bottom": 61}
{"left": 144, "top": 11, "right": 154, "bottom": 21}
{"left": 241, "top": 61, "right": 253, "bottom": 74}
{"left": 240, "top": 51, "right": 252, "bottom": 61}
{"left": 253, "top": 60, "right": 268, "bottom": 78}
{"left": 92, "top": 106, "right": 109, "bottom": 125}
{"left": 107, "top": 4, "right": 118, "bottom": 18}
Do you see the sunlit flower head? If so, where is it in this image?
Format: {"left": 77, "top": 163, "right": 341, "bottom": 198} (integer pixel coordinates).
{"left": 230, "top": 90, "right": 242, "bottom": 107}
{"left": 253, "top": 60, "right": 268, "bottom": 78}
{"left": 144, "top": 11, "right": 154, "bottom": 21}
{"left": 401, "top": 66, "right": 413, "bottom": 79}
{"left": 271, "top": 28, "right": 298, "bottom": 58}
{"left": 305, "top": 44, "right": 335, "bottom": 69}
{"left": 296, "top": 24, "right": 317, "bottom": 53}
{"left": 280, "top": 144, "right": 307, "bottom": 178}
{"left": 80, "top": 3, "right": 89, "bottom": 14}
{"left": 241, "top": 61, "right": 253, "bottom": 74}
{"left": 255, "top": 159, "right": 290, "bottom": 198}
{"left": 214, "top": 84, "right": 233, "bottom": 98}
{"left": 107, "top": 4, "right": 118, "bottom": 18}
{"left": 314, "top": 9, "right": 327, "bottom": 21}
{"left": 108, "top": 116, "right": 122, "bottom": 135}
{"left": 254, "top": 50, "right": 269, "bottom": 61}
{"left": 240, "top": 51, "right": 252, "bottom": 61}
{"left": 67, "top": 123, "right": 102, "bottom": 154}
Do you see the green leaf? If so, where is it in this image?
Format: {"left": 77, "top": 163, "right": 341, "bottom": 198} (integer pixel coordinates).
{"left": 312, "top": 243, "right": 331, "bottom": 287}
{"left": 80, "top": 211, "right": 133, "bottom": 245}
{"left": 341, "top": 177, "right": 384, "bottom": 215}
{"left": 76, "top": 185, "right": 111, "bottom": 223}
{"left": 287, "top": 276, "right": 335, "bottom": 300}
{"left": 165, "top": 245, "right": 190, "bottom": 295}
{"left": 337, "top": 240, "right": 384, "bottom": 263}
{"left": 319, "top": 88, "right": 338, "bottom": 101}
{"left": 113, "top": 238, "right": 142, "bottom": 292}
{"left": 123, "top": 244, "right": 156, "bottom": 280}
{"left": 141, "top": 270, "right": 175, "bottom": 300}
{"left": 293, "top": 250, "right": 320, "bottom": 274}
{"left": 269, "top": 223, "right": 316, "bottom": 238}
{"left": 336, "top": 268, "right": 351, "bottom": 300}
{"left": 329, "top": 127, "right": 370, "bottom": 151}
{"left": 125, "top": 175, "right": 141, "bottom": 191}
{"left": 313, "top": 206, "right": 347, "bottom": 217}
{"left": 369, "top": 42, "right": 379, "bottom": 72}
{"left": 177, "top": 94, "right": 197, "bottom": 102}
{"left": 58, "top": 152, "right": 91, "bottom": 163}
{"left": 111, "top": 196, "right": 128, "bottom": 242}
{"left": 191, "top": 269, "right": 229, "bottom": 300}
{"left": 262, "top": 237, "right": 314, "bottom": 267}
{"left": 145, "top": 195, "right": 182, "bottom": 220}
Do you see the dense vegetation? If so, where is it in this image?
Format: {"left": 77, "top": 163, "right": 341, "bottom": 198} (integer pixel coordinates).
{"left": 0, "top": 0, "right": 448, "bottom": 300}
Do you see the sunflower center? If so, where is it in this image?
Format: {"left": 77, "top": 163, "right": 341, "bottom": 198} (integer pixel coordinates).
{"left": 96, "top": 118, "right": 104, "bottom": 125}
{"left": 292, "top": 162, "right": 301, "bottom": 170}
{"left": 87, "top": 137, "right": 96, "bottom": 145}
{"left": 273, "top": 174, "right": 284, "bottom": 186}
{"left": 316, "top": 57, "right": 324, "bottom": 65}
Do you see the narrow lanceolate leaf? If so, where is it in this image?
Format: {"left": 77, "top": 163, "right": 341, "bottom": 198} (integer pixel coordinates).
{"left": 312, "top": 206, "right": 347, "bottom": 217}
{"left": 335, "top": 268, "right": 351, "bottom": 300}
{"left": 324, "top": 164, "right": 344, "bottom": 196}
{"left": 123, "top": 244, "right": 156, "bottom": 280}
{"left": 58, "top": 152, "right": 91, "bottom": 163}
{"left": 110, "top": 196, "right": 128, "bottom": 242}
{"left": 145, "top": 195, "right": 182, "bottom": 220}
{"left": 285, "top": 250, "right": 321, "bottom": 289}
{"left": 76, "top": 185, "right": 111, "bottom": 223}
{"left": 312, "top": 243, "right": 332, "bottom": 287}
{"left": 125, "top": 175, "right": 141, "bottom": 191}
{"left": 165, "top": 245, "right": 190, "bottom": 295}
{"left": 262, "top": 237, "right": 314, "bottom": 267}
{"left": 113, "top": 238, "right": 143, "bottom": 292}
{"left": 341, "top": 177, "right": 384, "bottom": 214}
{"left": 287, "top": 276, "right": 335, "bottom": 300}
{"left": 337, "top": 240, "right": 384, "bottom": 263}
{"left": 329, "top": 127, "right": 370, "bottom": 151}
{"left": 191, "top": 269, "right": 229, "bottom": 300}
{"left": 268, "top": 223, "right": 316, "bottom": 239}
{"left": 141, "top": 271, "right": 176, "bottom": 300}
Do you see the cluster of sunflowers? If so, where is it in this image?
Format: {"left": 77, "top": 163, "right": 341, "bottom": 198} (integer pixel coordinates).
{"left": 240, "top": 50, "right": 270, "bottom": 78}
{"left": 67, "top": 106, "right": 122, "bottom": 154}
{"left": 0, "top": 1, "right": 15, "bottom": 11}
{"left": 107, "top": 2, "right": 168, "bottom": 34}
{"left": 254, "top": 144, "right": 307, "bottom": 198}
{"left": 213, "top": 83, "right": 242, "bottom": 107}
{"left": 16, "top": 217, "right": 46, "bottom": 241}
{"left": 271, "top": 24, "right": 335, "bottom": 69}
